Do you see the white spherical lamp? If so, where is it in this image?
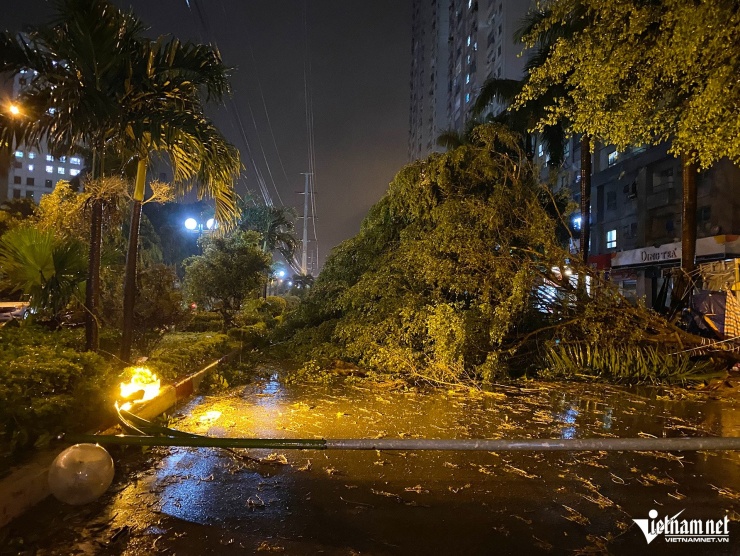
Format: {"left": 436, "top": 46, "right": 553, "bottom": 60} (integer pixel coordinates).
{"left": 48, "top": 444, "right": 115, "bottom": 505}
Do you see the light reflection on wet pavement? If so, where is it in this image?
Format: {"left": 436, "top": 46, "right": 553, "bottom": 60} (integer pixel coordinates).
{"left": 3, "top": 374, "right": 740, "bottom": 554}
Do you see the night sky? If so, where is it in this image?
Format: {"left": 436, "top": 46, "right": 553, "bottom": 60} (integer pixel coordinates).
{"left": 2, "top": 1, "right": 413, "bottom": 270}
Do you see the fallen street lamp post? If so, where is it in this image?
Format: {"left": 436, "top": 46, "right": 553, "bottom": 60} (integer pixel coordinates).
{"left": 62, "top": 433, "right": 740, "bottom": 452}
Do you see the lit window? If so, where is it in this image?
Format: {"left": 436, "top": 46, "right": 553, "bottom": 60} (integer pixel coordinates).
{"left": 46, "top": 155, "right": 54, "bottom": 161}
{"left": 608, "top": 150, "right": 619, "bottom": 166}
{"left": 606, "top": 229, "right": 617, "bottom": 249}
{"left": 467, "top": 35, "right": 471, "bottom": 46}
{"left": 28, "top": 152, "right": 36, "bottom": 159}
{"left": 468, "top": 0, "right": 472, "bottom": 8}
{"left": 466, "top": 73, "right": 470, "bottom": 84}
{"left": 572, "top": 216, "right": 582, "bottom": 230}
{"left": 59, "top": 156, "right": 66, "bottom": 163}
{"left": 14, "top": 151, "right": 23, "bottom": 158}
{"left": 70, "top": 157, "right": 82, "bottom": 165}
{"left": 46, "top": 165, "right": 53, "bottom": 173}
{"left": 57, "top": 167, "right": 65, "bottom": 175}
{"left": 27, "top": 164, "right": 34, "bottom": 172}
{"left": 465, "top": 93, "right": 470, "bottom": 103}
{"left": 70, "top": 169, "right": 80, "bottom": 176}
{"left": 538, "top": 143, "right": 544, "bottom": 157}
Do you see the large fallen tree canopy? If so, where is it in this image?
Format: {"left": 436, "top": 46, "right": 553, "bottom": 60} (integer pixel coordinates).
{"left": 286, "top": 124, "right": 733, "bottom": 384}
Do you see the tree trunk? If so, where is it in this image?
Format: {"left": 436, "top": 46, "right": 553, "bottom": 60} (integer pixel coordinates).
{"left": 579, "top": 135, "right": 592, "bottom": 265}
{"left": 671, "top": 153, "right": 698, "bottom": 309}
{"left": 85, "top": 198, "right": 102, "bottom": 351}
{"left": 120, "top": 159, "right": 147, "bottom": 362}
{"left": 680, "top": 153, "right": 697, "bottom": 275}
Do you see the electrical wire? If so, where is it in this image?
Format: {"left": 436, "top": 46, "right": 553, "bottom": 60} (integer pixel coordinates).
{"left": 303, "top": 0, "right": 320, "bottom": 274}
{"left": 186, "top": 0, "right": 275, "bottom": 207}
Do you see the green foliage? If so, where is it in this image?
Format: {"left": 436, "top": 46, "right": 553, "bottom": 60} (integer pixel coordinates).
{"left": 227, "top": 322, "right": 269, "bottom": 349}
{"left": 0, "top": 326, "right": 116, "bottom": 464}
{"left": 182, "top": 231, "right": 270, "bottom": 327}
{"left": 146, "top": 332, "right": 233, "bottom": 381}
{"left": 0, "top": 199, "right": 36, "bottom": 238}
{"left": 542, "top": 343, "right": 723, "bottom": 384}
{"left": 517, "top": 0, "right": 740, "bottom": 168}
{"left": 0, "top": 226, "right": 87, "bottom": 320}
{"left": 184, "top": 311, "right": 225, "bottom": 332}
{"left": 286, "top": 124, "right": 575, "bottom": 383}
{"left": 100, "top": 263, "right": 187, "bottom": 348}
{"left": 239, "top": 203, "right": 298, "bottom": 258}
{"left": 34, "top": 181, "right": 89, "bottom": 243}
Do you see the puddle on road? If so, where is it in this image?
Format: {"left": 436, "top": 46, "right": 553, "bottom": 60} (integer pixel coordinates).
{"left": 4, "top": 376, "right": 740, "bottom": 554}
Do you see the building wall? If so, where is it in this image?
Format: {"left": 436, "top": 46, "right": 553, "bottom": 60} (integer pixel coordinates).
{"left": 8, "top": 149, "right": 84, "bottom": 202}
{"left": 408, "top": 0, "right": 449, "bottom": 161}
{"left": 409, "top": 0, "right": 530, "bottom": 161}
{"left": 4, "top": 72, "right": 85, "bottom": 203}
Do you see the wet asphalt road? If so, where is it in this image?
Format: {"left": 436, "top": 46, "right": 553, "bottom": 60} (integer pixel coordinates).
{"left": 2, "top": 373, "right": 740, "bottom": 555}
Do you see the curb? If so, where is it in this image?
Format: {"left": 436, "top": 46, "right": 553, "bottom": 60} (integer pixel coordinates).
{"left": 0, "top": 349, "right": 239, "bottom": 528}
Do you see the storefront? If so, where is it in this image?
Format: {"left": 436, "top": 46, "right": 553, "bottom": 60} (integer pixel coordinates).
{"left": 609, "top": 235, "right": 740, "bottom": 308}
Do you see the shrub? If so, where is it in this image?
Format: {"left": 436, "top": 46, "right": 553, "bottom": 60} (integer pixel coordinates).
{"left": 146, "top": 332, "right": 233, "bottom": 381}
{"left": 183, "top": 311, "right": 224, "bottom": 332}
{"left": 227, "top": 322, "right": 269, "bottom": 348}
{"left": 0, "top": 325, "right": 116, "bottom": 465}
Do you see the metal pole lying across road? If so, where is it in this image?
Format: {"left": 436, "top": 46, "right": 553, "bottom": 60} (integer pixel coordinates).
{"left": 63, "top": 434, "right": 740, "bottom": 452}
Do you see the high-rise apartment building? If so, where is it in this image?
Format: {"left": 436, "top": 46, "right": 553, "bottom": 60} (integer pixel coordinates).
{"left": 3, "top": 72, "right": 85, "bottom": 203}
{"left": 408, "top": 0, "right": 449, "bottom": 161}
{"left": 409, "top": 0, "right": 530, "bottom": 161}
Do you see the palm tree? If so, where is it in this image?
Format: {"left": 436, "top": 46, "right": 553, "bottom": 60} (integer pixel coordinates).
{"left": 0, "top": 226, "right": 87, "bottom": 323}
{"left": 0, "top": 0, "right": 241, "bottom": 357}
{"left": 118, "top": 38, "right": 241, "bottom": 362}
{"left": 239, "top": 205, "right": 298, "bottom": 260}
{"left": 0, "top": 0, "right": 145, "bottom": 349}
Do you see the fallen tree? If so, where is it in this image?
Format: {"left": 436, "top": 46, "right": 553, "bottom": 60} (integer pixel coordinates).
{"left": 282, "top": 124, "right": 734, "bottom": 385}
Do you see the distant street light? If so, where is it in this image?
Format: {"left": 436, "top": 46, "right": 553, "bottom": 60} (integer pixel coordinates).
{"left": 184, "top": 217, "right": 217, "bottom": 234}
{"left": 9, "top": 103, "right": 20, "bottom": 116}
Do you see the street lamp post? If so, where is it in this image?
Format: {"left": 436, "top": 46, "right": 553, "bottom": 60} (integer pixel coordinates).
{"left": 184, "top": 217, "right": 217, "bottom": 255}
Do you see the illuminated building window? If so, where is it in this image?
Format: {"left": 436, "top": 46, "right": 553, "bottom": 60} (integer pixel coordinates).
{"left": 606, "top": 229, "right": 617, "bottom": 249}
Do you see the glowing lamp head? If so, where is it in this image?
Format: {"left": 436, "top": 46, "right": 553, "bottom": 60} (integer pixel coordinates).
{"left": 9, "top": 103, "right": 20, "bottom": 116}
{"left": 184, "top": 218, "right": 197, "bottom": 230}
{"left": 206, "top": 218, "right": 215, "bottom": 230}
{"left": 119, "top": 366, "right": 160, "bottom": 409}
{"left": 278, "top": 270, "right": 286, "bottom": 278}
